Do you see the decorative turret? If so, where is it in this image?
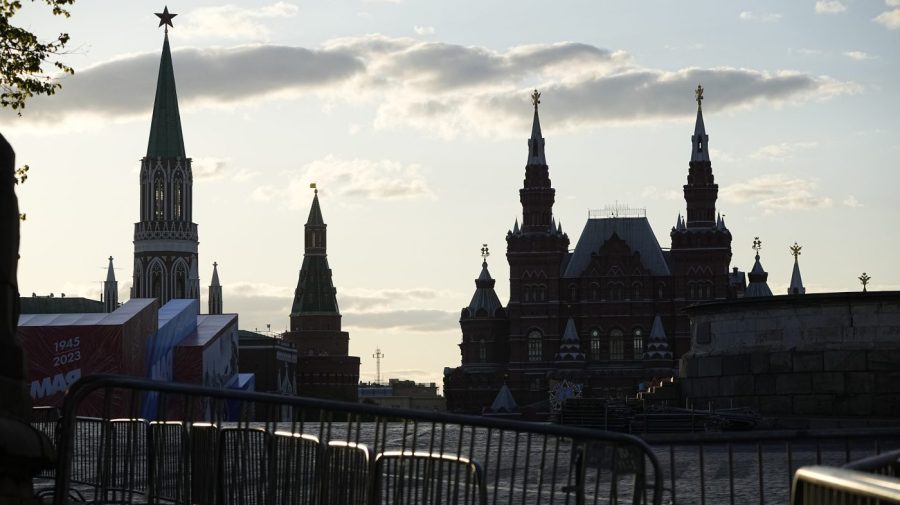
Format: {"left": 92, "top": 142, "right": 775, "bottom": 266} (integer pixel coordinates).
{"left": 746, "top": 237, "right": 773, "bottom": 297}
{"left": 682, "top": 84, "right": 719, "bottom": 228}
{"left": 788, "top": 242, "right": 806, "bottom": 295}
{"left": 643, "top": 315, "right": 673, "bottom": 360}
{"left": 519, "top": 89, "right": 558, "bottom": 233}
{"left": 209, "top": 262, "right": 223, "bottom": 314}
{"left": 104, "top": 256, "right": 118, "bottom": 313}
{"left": 555, "top": 318, "right": 585, "bottom": 361}
{"left": 463, "top": 245, "right": 503, "bottom": 319}
{"left": 187, "top": 256, "right": 200, "bottom": 302}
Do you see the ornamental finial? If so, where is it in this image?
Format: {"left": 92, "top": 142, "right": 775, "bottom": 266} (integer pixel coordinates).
{"left": 859, "top": 272, "right": 871, "bottom": 292}
{"left": 481, "top": 243, "right": 490, "bottom": 261}
{"left": 695, "top": 84, "right": 704, "bottom": 109}
{"left": 531, "top": 89, "right": 541, "bottom": 109}
{"left": 155, "top": 6, "right": 177, "bottom": 33}
{"left": 310, "top": 182, "right": 317, "bottom": 194}
{"left": 790, "top": 242, "right": 802, "bottom": 259}
{"left": 752, "top": 237, "right": 762, "bottom": 257}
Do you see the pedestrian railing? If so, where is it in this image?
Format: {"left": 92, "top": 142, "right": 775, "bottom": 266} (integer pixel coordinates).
{"left": 45, "top": 374, "right": 664, "bottom": 505}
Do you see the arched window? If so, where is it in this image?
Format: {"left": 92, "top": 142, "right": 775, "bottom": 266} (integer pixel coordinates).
{"left": 632, "top": 282, "right": 642, "bottom": 300}
{"left": 153, "top": 174, "right": 165, "bottom": 221}
{"left": 590, "top": 328, "right": 601, "bottom": 360}
{"left": 591, "top": 283, "right": 600, "bottom": 300}
{"left": 150, "top": 264, "right": 163, "bottom": 300}
{"left": 527, "top": 330, "right": 542, "bottom": 362}
{"left": 609, "top": 329, "right": 624, "bottom": 360}
{"left": 173, "top": 174, "right": 183, "bottom": 220}
{"left": 609, "top": 283, "right": 624, "bottom": 301}
{"left": 657, "top": 284, "right": 665, "bottom": 299}
{"left": 174, "top": 263, "right": 187, "bottom": 298}
{"left": 479, "top": 339, "right": 486, "bottom": 362}
{"left": 633, "top": 329, "right": 644, "bottom": 359}
{"left": 570, "top": 283, "right": 578, "bottom": 301}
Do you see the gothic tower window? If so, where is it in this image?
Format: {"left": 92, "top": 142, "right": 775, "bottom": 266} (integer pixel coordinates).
{"left": 591, "top": 283, "right": 599, "bottom": 300}
{"left": 590, "top": 329, "right": 601, "bottom": 360}
{"left": 609, "top": 329, "right": 624, "bottom": 360}
{"left": 174, "top": 263, "right": 187, "bottom": 298}
{"left": 527, "top": 330, "right": 542, "bottom": 361}
{"left": 154, "top": 174, "right": 165, "bottom": 221}
{"left": 150, "top": 264, "right": 163, "bottom": 300}
{"left": 479, "top": 339, "right": 486, "bottom": 362}
{"left": 633, "top": 329, "right": 644, "bottom": 359}
{"left": 632, "top": 282, "right": 642, "bottom": 300}
{"left": 174, "top": 174, "right": 183, "bottom": 220}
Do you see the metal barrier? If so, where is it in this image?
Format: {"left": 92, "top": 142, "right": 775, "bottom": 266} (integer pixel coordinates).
{"left": 49, "top": 375, "right": 664, "bottom": 505}
{"left": 791, "top": 466, "right": 900, "bottom": 504}
{"left": 643, "top": 428, "right": 900, "bottom": 505}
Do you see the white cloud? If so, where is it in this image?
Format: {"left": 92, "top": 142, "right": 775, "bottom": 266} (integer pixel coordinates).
{"left": 179, "top": 2, "right": 300, "bottom": 41}
{"left": 413, "top": 25, "right": 435, "bottom": 35}
{"left": 739, "top": 11, "right": 783, "bottom": 22}
{"left": 843, "top": 195, "right": 863, "bottom": 208}
{"left": 749, "top": 141, "right": 818, "bottom": 161}
{"left": 815, "top": 1, "right": 847, "bottom": 14}
{"left": 192, "top": 157, "right": 230, "bottom": 180}
{"left": 344, "top": 309, "right": 458, "bottom": 332}
{"left": 232, "top": 168, "right": 260, "bottom": 182}
{"left": 721, "top": 174, "right": 833, "bottom": 212}
{"left": 252, "top": 154, "right": 435, "bottom": 207}
{"left": 8, "top": 35, "right": 859, "bottom": 138}
{"left": 874, "top": 2, "right": 900, "bottom": 29}
{"left": 843, "top": 50, "right": 876, "bottom": 60}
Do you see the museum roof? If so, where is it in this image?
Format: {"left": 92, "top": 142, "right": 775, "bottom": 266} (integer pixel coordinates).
{"left": 683, "top": 290, "right": 900, "bottom": 314}
{"left": 563, "top": 216, "right": 670, "bottom": 277}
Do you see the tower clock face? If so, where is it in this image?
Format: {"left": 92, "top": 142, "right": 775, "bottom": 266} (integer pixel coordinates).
{"left": 591, "top": 329, "right": 600, "bottom": 338}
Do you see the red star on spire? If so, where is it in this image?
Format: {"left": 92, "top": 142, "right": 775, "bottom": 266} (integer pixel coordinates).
{"left": 155, "top": 6, "right": 177, "bottom": 32}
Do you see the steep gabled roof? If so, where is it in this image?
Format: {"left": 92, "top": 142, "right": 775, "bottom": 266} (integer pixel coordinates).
{"left": 146, "top": 34, "right": 186, "bottom": 158}
{"left": 563, "top": 217, "right": 670, "bottom": 278}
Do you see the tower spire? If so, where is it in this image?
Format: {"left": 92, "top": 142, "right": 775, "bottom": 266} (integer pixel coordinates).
{"left": 209, "top": 261, "right": 223, "bottom": 314}
{"left": 291, "top": 188, "right": 339, "bottom": 315}
{"left": 147, "top": 12, "right": 185, "bottom": 159}
{"left": 746, "top": 237, "right": 773, "bottom": 297}
{"left": 104, "top": 256, "right": 118, "bottom": 313}
{"left": 788, "top": 242, "right": 806, "bottom": 295}
{"left": 527, "top": 89, "right": 546, "bottom": 166}
{"left": 692, "top": 84, "right": 709, "bottom": 162}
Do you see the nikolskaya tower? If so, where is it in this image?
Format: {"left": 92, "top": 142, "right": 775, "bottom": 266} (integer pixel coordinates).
{"left": 131, "top": 8, "right": 201, "bottom": 307}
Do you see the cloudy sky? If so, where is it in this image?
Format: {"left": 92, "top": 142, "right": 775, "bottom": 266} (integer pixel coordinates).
{"left": 6, "top": 0, "right": 899, "bottom": 388}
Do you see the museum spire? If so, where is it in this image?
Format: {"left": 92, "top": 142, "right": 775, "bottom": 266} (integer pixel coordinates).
{"left": 527, "top": 89, "right": 546, "bottom": 166}
{"left": 691, "top": 84, "right": 709, "bottom": 163}
{"left": 788, "top": 242, "right": 806, "bottom": 295}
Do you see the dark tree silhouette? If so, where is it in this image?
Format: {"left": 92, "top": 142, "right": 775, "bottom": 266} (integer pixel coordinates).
{"left": 1, "top": 1, "right": 75, "bottom": 500}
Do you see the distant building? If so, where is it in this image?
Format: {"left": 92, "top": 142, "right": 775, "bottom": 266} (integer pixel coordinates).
{"left": 238, "top": 330, "right": 297, "bottom": 396}
{"left": 21, "top": 294, "right": 104, "bottom": 314}
{"left": 282, "top": 189, "right": 360, "bottom": 402}
{"left": 444, "top": 87, "right": 745, "bottom": 415}
{"left": 358, "top": 379, "right": 446, "bottom": 411}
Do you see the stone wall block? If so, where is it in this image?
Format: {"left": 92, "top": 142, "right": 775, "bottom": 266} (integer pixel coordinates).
{"left": 874, "top": 372, "right": 900, "bottom": 394}
{"left": 755, "top": 374, "right": 776, "bottom": 395}
{"left": 770, "top": 352, "right": 793, "bottom": 373}
{"left": 750, "top": 352, "right": 769, "bottom": 374}
{"left": 811, "top": 372, "right": 845, "bottom": 394}
{"left": 824, "top": 351, "right": 867, "bottom": 371}
{"left": 722, "top": 355, "right": 751, "bottom": 375}
{"left": 793, "top": 394, "right": 834, "bottom": 416}
{"left": 719, "top": 374, "right": 756, "bottom": 396}
{"left": 833, "top": 394, "right": 874, "bottom": 416}
{"left": 845, "top": 372, "right": 874, "bottom": 394}
{"left": 776, "top": 374, "right": 811, "bottom": 394}
{"left": 866, "top": 350, "right": 900, "bottom": 371}
{"left": 792, "top": 352, "right": 823, "bottom": 372}
{"left": 697, "top": 356, "right": 722, "bottom": 377}
{"left": 759, "top": 395, "right": 792, "bottom": 416}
